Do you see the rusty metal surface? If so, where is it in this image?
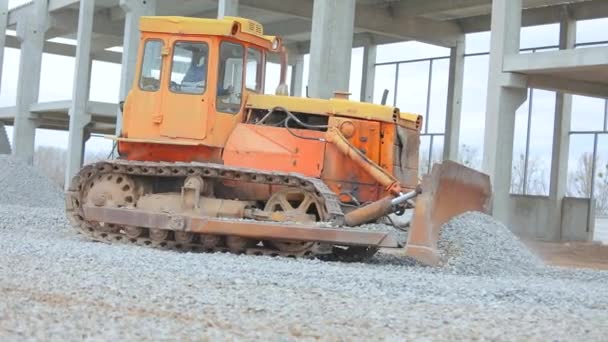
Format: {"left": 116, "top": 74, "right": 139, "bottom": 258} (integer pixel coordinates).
{"left": 263, "top": 188, "right": 325, "bottom": 252}
{"left": 395, "top": 125, "right": 420, "bottom": 189}
{"left": 65, "top": 159, "right": 351, "bottom": 258}
{"left": 405, "top": 161, "right": 492, "bottom": 266}
{"left": 82, "top": 206, "right": 402, "bottom": 248}
{"left": 69, "top": 159, "right": 344, "bottom": 222}
{"left": 344, "top": 196, "right": 394, "bottom": 227}
{"left": 223, "top": 124, "right": 326, "bottom": 177}
{"left": 325, "top": 127, "right": 401, "bottom": 195}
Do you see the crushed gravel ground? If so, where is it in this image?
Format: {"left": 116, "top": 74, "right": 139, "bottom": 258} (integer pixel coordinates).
{"left": 0, "top": 159, "right": 607, "bottom": 340}
{"left": 1, "top": 204, "right": 607, "bottom": 341}
{"left": 0, "top": 155, "right": 63, "bottom": 208}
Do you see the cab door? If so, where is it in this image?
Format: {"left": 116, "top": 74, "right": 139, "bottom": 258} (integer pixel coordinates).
{"left": 160, "top": 38, "right": 212, "bottom": 140}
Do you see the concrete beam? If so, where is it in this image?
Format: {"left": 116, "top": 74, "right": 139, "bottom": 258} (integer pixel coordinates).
{"left": 443, "top": 36, "right": 466, "bottom": 161}
{"left": 218, "top": 0, "right": 238, "bottom": 18}
{"left": 503, "top": 47, "right": 608, "bottom": 74}
{"left": 48, "top": 8, "right": 125, "bottom": 38}
{"left": 261, "top": 18, "right": 312, "bottom": 39}
{"left": 284, "top": 31, "right": 402, "bottom": 57}
{"left": 66, "top": 0, "right": 95, "bottom": 189}
{"left": 482, "top": 0, "right": 528, "bottom": 223}
{"left": 12, "top": 0, "right": 49, "bottom": 164}
{"left": 526, "top": 75, "right": 608, "bottom": 99}
{"left": 308, "top": 0, "right": 356, "bottom": 99}
{"left": 6, "top": 2, "right": 29, "bottom": 27}
{"left": 395, "top": 0, "right": 590, "bottom": 18}
{"left": 355, "top": 1, "right": 462, "bottom": 47}
{"left": 0, "top": 105, "right": 14, "bottom": 122}
{"left": 115, "top": 0, "right": 157, "bottom": 137}
{"left": 360, "top": 44, "right": 376, "bottom": 103}
{"left": 239, "top": 0, "right": 462, "bottom": 47}
{"left": 48, "top": 0, "right": 80, "bottom": 12}
{"left": 460, "top": 1, "right": 608, "bottom": 33}
{"left": 90, "top": 34, "right": 124, "bottom": 52}
{"left": 4, "top": 34, "right": 122, "bottom": 63}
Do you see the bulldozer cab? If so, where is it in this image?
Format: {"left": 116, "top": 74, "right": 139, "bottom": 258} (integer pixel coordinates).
{"left": 120, "top": 16, "right": 284, "bottom": 147}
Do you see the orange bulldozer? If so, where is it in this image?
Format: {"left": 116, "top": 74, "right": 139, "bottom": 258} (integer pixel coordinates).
{"left": 65, "top": 16, "right": 492, "bottom": 265}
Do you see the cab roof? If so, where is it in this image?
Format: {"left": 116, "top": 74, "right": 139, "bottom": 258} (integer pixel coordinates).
{"left": 139, "top": 16, "right": 281, "bottom": 51}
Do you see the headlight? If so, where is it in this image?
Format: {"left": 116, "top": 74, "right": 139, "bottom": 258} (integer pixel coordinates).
{"left": 272, "top": 38, "right": 279, "bottom": 50}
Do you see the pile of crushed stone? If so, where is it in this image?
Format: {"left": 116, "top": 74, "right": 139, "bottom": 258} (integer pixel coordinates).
{"left": 370, "top": 211, "right": 543, "bottom": 276}
{"left": 437, "top": 211, "right": 543, "bottom": 276}
{"left": 0, "top": 155, "right": 63, "bottom": 208}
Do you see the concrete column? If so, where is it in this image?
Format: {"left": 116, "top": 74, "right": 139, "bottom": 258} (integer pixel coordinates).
{"left": 443, "top": 36, "right": 466, "bottom": 161}
{"left": 218, "top": 0, "right": 238, "bottom": 18}
{"left": 307, "top": 0, "right": 356, "bottom": 99}
{"left": 0, "top": 0, "right": 6, "bottom": 91}
{"left": 115, "top": 0, "right": 156, "bottom": 137}
{"left": 0, "top": 0, "right": 9, "bottom": 154}
{"left": 549, "top": 10, "right": 576, "bottom": 202}
{"left": 12, "top": 0, "right": 49, "bottom": 164}
{"left": 65, "top": 0, "right": 95, "bottom": 189}
{"left": 290, "top": 54, "right": 304, "bottom": 97}
{"left": 360, "top": 44, "right": 376, "bottom": 103}
{"left": 482, "top": 0, "right": 528, "bottom": 222}
{"left": 550, "top": 10, "right": 578, "bottom": 238}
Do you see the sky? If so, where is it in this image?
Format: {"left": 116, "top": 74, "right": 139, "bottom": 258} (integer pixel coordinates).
{"left": 1, "top": 0, "right": 608, "bottom": 196}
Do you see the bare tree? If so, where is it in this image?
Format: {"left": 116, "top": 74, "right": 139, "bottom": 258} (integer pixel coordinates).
{"left": 568, "top": 152, "right": 608, "bottom": 215}
{"left": 458, "top": 144, "right": 481, "bottom": 169}
{"left": 511, "top": 152, "right": 548, "bottom": 195}
{"left": 568, "top": 153, "right": 594, "bottom": 197}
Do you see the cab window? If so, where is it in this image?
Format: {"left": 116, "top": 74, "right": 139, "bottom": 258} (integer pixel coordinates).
{"left": 139, "top": 40, "right": 163, "bottom": 92}
{"left": 169, "top": 42, "right": 209, "bottom": 94}
{"left": 245, "top": 48, "right": 264, "bottom": 93}
{"left": 216, "top": 41, "right": 244, "bottom": 114}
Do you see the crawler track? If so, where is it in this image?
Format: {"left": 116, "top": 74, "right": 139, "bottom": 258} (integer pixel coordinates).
{"left": 65, "top": 160, "right": 377, "bottom": 260}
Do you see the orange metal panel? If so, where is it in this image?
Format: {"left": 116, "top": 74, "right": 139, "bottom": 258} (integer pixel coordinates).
{"left": 118, "top": 141, "right": 222, "bottom": 163}
{"left": 223, "top": 124, "right": 325, "bottom": 177}
{"left": 380, "top": 122, "right": 396, "bottom": 178}
{"left": 122, "top": 33, "right": 255, "bottom": 150}
{"left": 159, "top": 35, "right": 215, "bottom": 140}
{"left": 322, "top": 117, "right": 383, "bottom": 203}
{"left": 122, "top": 33, "right": 170, "bottom": 138}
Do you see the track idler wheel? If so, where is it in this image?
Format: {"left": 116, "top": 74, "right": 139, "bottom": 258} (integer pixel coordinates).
{"left": 174, "top": 231, "right": 195, "bottom": 243}
{"left": 124, "top": 226, "right": 145, "bottom": 239}
{"left": 263, "top": 188, "right": 327, "bottom": 253}
{"left": 84, "top": 173, "right": 139, "bottom": 234}
{"left": 150, "top": 229, "right": 170, "bottom": 242}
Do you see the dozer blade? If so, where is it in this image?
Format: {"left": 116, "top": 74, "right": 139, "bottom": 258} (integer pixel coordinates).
{"left": 405, "top": 160, "right": 492, "bottom": 266}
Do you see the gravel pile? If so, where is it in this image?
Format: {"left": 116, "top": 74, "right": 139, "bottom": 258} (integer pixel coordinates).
{"left": 1, "top": 203, "right": 607, "bottom": 340}
{"left": 0, "top": 155, "right": 63, "bottom": 208}
{"left": 438, "top": 212, "right": 544, "bottom": 276}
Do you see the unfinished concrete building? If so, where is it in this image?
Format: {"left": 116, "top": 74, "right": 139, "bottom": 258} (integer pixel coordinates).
{"left": 0, "top": 0, "right": 607, "bottom": 241}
